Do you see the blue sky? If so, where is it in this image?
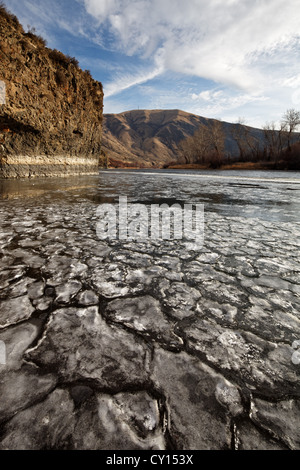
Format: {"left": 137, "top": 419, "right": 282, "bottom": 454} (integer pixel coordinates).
{"left": 4, "top": 0, "right": 300, "bottom": 128}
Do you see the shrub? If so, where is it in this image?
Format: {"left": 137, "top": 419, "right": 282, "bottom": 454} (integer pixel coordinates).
{"left": 25, "top": 30, "right": 47, "bottom": 48}
{"left": 48, "top": 49, "right": 79, "bottom": 69}
{"left": 69, "top": 57, "right": 79, "bottom": 67}
{"left": 0, "top": 2, "right": 20, "bottom": 29}
{"left": 84, "top": 69, "right": 92, "bottom": 79}
{"left": 49, "top": 49, "right": 70, "bottom": 67}
{"left": 282, "top": 142, "right": 300, "bottom": 170}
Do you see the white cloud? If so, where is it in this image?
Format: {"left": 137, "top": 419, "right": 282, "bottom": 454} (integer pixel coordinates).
{"left": 281, "top": 74, "right": 300, "bottom": 89}
{"left": 6, "top": 0, "right": 300, "bottom": 125}
{"left": 192, "top": 90, "right": 224, "bottom": 102}
{"left": 84, "top": 0, "right": 300, "bottom": 94}
{"left": 104, "top": 65, "right": 163, "bottom": 97}
{"left": 188, "top": 87, "right": 269, "bottom": 122}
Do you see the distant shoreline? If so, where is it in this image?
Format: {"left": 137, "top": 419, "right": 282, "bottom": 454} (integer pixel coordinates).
{"left": 105, "top": 161, "right": 297, "bottom": 171}
{"left": 164, "top": 161, "right": 295, "bottom": 171}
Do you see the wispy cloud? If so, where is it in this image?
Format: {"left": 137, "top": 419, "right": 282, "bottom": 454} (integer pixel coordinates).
{"left": 192, "top": 90, "right": 224, "bottom": 102}
{"left": 83, "top": 0, "right": 300, "bottom": 94}
{"left": 4, "top": 0, "right": 300, "bottom": 125}
{"left": 190, "top": 89, "right": 269, "bottom": 121}
{"left": 104, "top": 65, "right": 163, "bottom": 97}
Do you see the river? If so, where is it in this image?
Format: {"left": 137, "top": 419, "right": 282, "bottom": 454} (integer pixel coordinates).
{"left": 0, "top": 169, "right": 299, "bottom": 450}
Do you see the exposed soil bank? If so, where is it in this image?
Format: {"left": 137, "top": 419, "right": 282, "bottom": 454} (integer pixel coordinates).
{"left": 0, "top": 5, "right": 103, "bottom": 178}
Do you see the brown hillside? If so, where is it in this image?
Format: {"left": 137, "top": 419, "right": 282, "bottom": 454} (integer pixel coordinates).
{"left": 102, "top": 109, "right": 210, "bottom": 168}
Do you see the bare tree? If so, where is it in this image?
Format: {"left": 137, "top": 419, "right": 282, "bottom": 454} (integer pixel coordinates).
{"left": 281, "top": 108, "right": 300, "bottom": 151}
{"left": 208, "top": 120, "right": 225, "bottom": 166}
{"left": 179, "top": 123, "right": 211, "bottom": 164}
{"left": 278, "top": 122, "right": 289, "bottom": 155}
{"left": 192, "top": 124, "right": 211, "bottom": 162}
{"left": 231, "top": 118, "right": 250, "bottom": 161}
{"left": 262, "top": 121, "right": 291, "bottom": 167}
{"left": 178, "top": 135, "right": 195, "bottom": 164}
{"left": 179, "top": 120, "right": 225, "bottom": 166}
{"left": 246, "top": 133, "right": 261, "bottom": 161}
{"left": 263, "top": 122, "right": 279, "bottom": 163}
{"left": 235, "top": 118, "right": 262, "bottom": 162}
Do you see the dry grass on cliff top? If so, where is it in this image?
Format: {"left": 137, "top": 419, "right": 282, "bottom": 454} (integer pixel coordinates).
{"left": 0, "top": 2, "right": 99, "bottom": 87}
{"left": 0, "top": 2, "right": 20, "bottom": 30}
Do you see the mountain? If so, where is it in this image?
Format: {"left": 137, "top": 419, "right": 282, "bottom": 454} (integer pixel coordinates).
{"left": 102, "top": 109, "right": 266, "bottom": 168}
{"left": 102, "top": 109, "right": 205, "bottom": 168}
{"left": 0, "top": 4, "right": 103, "bottom": 178}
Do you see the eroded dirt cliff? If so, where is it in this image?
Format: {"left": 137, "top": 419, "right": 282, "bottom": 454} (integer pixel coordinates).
{"left": 0, "top": 5, "right": 103, "bottom": 178}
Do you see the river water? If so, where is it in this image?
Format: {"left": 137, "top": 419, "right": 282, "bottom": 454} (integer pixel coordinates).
{"left": 0, "top": 169, "right": 300, "bottom": 450}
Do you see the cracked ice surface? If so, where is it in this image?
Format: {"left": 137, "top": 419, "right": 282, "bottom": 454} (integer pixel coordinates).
{"left": 0, "top": 171, "right": 300, "bottom": 450}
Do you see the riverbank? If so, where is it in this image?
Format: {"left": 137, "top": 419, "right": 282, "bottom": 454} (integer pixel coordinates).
{"left": 0, "top": 5, "right": 103, "bottom": 179}
{"left": 0, "top": 155, "right": 100, "bottom": 179}
{"left": 165, "top": 161, "right": 294, "bottom": 171}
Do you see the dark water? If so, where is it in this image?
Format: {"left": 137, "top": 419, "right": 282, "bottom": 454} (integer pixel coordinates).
{"left": 1, "top": 169, "right": 299, "bottom": 223}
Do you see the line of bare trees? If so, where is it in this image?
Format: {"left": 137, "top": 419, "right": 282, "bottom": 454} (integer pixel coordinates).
{"left": 179, "top": 108, "right": 300, "bottom": 169}
{"left": 262, "top": 109, "right": 300, "bottom": 167}
{"left": 178, "top": 119, "right": 225, "bottom": 168}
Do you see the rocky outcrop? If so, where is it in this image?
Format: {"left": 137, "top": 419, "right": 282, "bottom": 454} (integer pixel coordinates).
{"left": 0, "top": 5, "right": 103, "bottom": 178}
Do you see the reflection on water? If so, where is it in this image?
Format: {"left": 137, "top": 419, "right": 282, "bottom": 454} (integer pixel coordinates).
{"left": 0, "top": 169, "right": 300, "bottom": 223}
{"left": 0, "top": 176, "right": 98, "bottom": 200}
